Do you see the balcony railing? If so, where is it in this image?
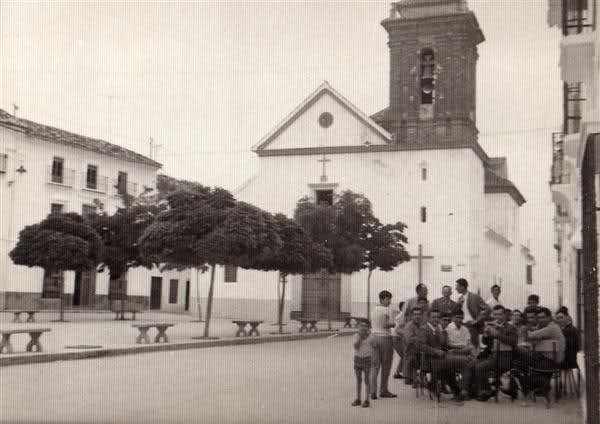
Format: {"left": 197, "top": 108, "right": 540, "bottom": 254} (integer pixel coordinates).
{"left": 551, "top": 132, "right": 571, "bottom": 184}
{"left": 563, "top": 82, "right": 585, "bottom": 135}
{"left": 82, "top": 174, "right": 109, "bottom": 193}
{"left": 112, "top": 180, "right": 138, "bottom": 197}
{"left": 562, "top": 0, "right": 595, "bottom": 35}
{"left": 46, "top": 166, "right": 77, "bottom": 187}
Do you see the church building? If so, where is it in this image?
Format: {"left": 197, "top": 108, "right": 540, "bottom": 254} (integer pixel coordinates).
{"left": 193, "top": 0, "right": 536, "bottom": 322}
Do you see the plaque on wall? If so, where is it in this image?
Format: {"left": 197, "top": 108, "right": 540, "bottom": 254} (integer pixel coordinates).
{"left": 440, "top": 265, "right": 452, "bottom": 272}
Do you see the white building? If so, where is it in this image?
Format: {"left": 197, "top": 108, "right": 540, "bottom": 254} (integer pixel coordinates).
{"left": 547, "top": 0, "right": 600, "bottom": 422}
{"left": 0, "top": 109, "right": 191, "bottom": 313}
{"left": 193, "top": 0, "right": 536, "bottom": 323}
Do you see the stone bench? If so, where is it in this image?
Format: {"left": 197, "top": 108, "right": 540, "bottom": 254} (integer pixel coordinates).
{"left": 232, "top": 320, "right": 264, "bottom": 337}
{"left": 112, "top": 308, "right": 142, "bottom": 321}
{"left": 132, "top": 323, "right": 175, "bottom": 344}
{"left": 4, "top": 310, "right": 39, "bottom": 323}
{"left": 343, "top": 316, "right": 366, "bottom": 328}
{"left": 295, "top": 318, "right": 319, "bottom": 333}
{"left": 0, "top": 328, "right": 51, "bottom": 354}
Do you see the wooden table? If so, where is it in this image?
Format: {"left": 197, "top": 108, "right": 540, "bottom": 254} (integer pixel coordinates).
{"left": 132, "top": 323, "right": 175, "bottom": 344}
{"left": 232, "top": 320, "right": 264, "bottom": 337}
{"left": 0, "top": 328, "right": 51, "bottom": 353}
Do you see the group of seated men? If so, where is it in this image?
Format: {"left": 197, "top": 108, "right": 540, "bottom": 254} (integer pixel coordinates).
{"left": 393, "top": 278, "right": 580, "bottom": 403}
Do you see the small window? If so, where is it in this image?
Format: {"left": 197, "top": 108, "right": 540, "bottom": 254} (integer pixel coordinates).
{"left": 0, "top": 153, "right": 8, "bottom": 173}
{"left": 52, "top": 157, "right": 64, "bottom": 184}
{"left": 224, "top": 265, "right": 238, "bottom": 283}
{"left": 526, "top": 265, "right": 533, "bottom": 285}
{"left": 117, "top": 171, "right": 128, "bottom": 195}
{"left": 82, "top": 204, "right": 97, "bottom": 219}
{"left": 421, "top": 167, "right": 427, "bottom": 181}
{"left": 169, "top": 279, "right": 178, "bottom": 303}
{"left": 420, "top": 206, "right": 427, "bottom": 223}
{"left": 316, "top": 190, "right": 333, "bottom": 206}
{"left": 86, "top": 165, "right": 98, "bottom": 190}
{"left": 50, "top": 203, "right": 64, "bottom": 214}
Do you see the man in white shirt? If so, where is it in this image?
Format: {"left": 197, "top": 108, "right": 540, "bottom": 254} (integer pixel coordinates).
{"left": 445, "top": 310, "right": 475, "bottom": 356}
{"left": 455, "top": 278, "right": 490, "bottom": 346}
{"left": 486, "top": 284, "right": 503, "bottom": 308}
{"left": 370, "top": 290, "right": 397, "bottom": 399}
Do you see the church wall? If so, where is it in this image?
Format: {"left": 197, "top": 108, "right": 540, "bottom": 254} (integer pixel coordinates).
{"left": 230, "top": 147, "right": 492, "bottom": 317}
{"left": 265, "top": 92, "right": 387, "bottom": 151}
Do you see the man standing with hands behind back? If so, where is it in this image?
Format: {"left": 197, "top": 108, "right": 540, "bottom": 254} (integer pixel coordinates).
{"left": 455, "top": 278, "right": 490, "bottom": 347}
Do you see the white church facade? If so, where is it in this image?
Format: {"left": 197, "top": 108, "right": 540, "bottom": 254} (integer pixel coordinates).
{"left": 193, "top": 0, "right": 537, "bottom": 322}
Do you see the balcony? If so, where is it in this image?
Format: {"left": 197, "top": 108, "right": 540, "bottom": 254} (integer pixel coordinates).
{"left": 112, "top": 180, "right": 138, "bottom": 198}
{"left": 562, "top": 0, "right": 594, "bottom": 35}
{"left": 82, "top": 174, "right": 109, "bottom": 193}
{"left": 46, "top": 166, "right": 77, "bottom": 187}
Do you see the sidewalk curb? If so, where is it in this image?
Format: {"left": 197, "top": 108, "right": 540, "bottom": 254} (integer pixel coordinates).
{"left": 0, "top": 330, "right": 355, "bottom": 367}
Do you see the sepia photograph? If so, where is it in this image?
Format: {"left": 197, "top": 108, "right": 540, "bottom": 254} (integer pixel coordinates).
{"left": 0, "top": 0, "right": 598, "bottom": 423}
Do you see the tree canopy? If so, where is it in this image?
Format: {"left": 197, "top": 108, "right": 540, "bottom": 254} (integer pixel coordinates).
{"left": 10, "top": 212, "right": 103, "bottom": 273}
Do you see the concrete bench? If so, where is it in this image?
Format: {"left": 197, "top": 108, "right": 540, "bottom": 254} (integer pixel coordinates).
{"left": 5, "top": 310, "right": 39, "bottom": 323}
{"left": 132, "top": 323, "right": 175, "bottom": 344}
{"left": 0, "top": 328, "right": 51, "bottom": 354}
{"left": 295, "top": 318, "right": 319, "bottom": 333}
{"left": 232, "top": 320, "right": 264, "bottom": 337}
{"left": 112, "top": 308, "right": 142, "bottom": 321}
{"left": 343, "top": 316, "right": 366, "bottom": 328}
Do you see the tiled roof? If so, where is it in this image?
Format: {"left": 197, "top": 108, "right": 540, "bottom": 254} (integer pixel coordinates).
{"left": 484, "top": 167, "right": 526, "bottom": 206}
{"left": 0, "top": 109, "right": 161, "bottom": 168}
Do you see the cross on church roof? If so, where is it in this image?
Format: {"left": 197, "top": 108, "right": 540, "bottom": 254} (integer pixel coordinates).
{"left": 318, "top": 154, "right": 331, "bottom": 182}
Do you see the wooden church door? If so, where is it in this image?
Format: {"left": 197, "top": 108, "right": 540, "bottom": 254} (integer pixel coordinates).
{"left": 301, "top": 272, "right": 341, "bottom": 319}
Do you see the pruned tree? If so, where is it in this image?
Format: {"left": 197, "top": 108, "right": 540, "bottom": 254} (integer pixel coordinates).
{"left": 139, "top": 186, "right": 235, "bottom": 328}
{"left": 9, "top": 213, "right": 103, "bottom": 321}
{"left": 362, "top": 219, "right": 410, "bottom": 320}
{"left": 294, "top": 191, "right": 375, "bottom": 329}
{"left": 89, "top": 204, "right": 159, "bottom": 318}
{"left": 251, "top": 213, "right": 332, "bottom": 333}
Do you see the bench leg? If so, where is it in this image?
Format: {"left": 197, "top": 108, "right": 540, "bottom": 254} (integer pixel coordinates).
{"left": 12, "top": 312, "right": 22, "bottom": 323}
{"left": 0, "top": 334, "right": 13, "bottom": 354}
{"left": 299, "top": 323, "right": 308, "bottom": 333}
{"left": 26, "top": 312, "right": 36, "bottom": 323}
{"left": 235, "top": 324, "right": 248, "bottom": 337}
{"left": 136, "top": 328, "right": 151, "bottom": 344}
{"left": 248, "top": 324, "right": 260, "bottom": 337}
{"left": 343, "top": 318, "right": 352, "bottom": 329}
{"left": 26, "top": 332, "right": 43, "bottom": 352}
{"left": 155, "top": 326, "right": 169, "bottom": 343}
{"left": 114, "top": 312, "right": 120, "bottom": 320}
{"left": 309, "top": 322, "right": 318, "bottom": 332}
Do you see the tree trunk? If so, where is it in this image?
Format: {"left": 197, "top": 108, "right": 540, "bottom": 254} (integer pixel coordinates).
{"left": 278, "top": 274, "right": 287, "bottom": 334}
{"left": 120, "top": 270, "right": 128, "bottom": 320}
{"left": 367, "top": 268, "right": 373, "bottom": 322}
{"left": 59, "top": 273, "right": 65, "bottom": 322}
{"left": 203, "top": 264, "right": 216, "bottom": 338}
{"left": 325, "top": 270, "right": 332, "bottom": 331}
{"left": 195, "top": 268, "right": 202, "bottom": 322}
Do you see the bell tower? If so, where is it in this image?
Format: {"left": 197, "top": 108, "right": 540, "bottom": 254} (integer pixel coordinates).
{"left": 381, "top": 0, "right": 484, "bottom": 146}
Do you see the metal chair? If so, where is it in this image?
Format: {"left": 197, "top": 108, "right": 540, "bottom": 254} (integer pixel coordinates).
{"left": 529, "top": 342, "right": 561, "bottom": 407}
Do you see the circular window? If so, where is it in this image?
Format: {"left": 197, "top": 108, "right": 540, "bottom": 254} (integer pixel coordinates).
{"left": 318, "top": 112, "right": 333, "bottom": 128}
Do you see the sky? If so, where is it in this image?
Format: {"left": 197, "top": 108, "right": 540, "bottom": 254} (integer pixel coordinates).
{"left": 0, "top": 1, "right": 562, "bottom": 290}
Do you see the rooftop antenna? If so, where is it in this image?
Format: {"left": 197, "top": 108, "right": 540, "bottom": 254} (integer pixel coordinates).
{"left": 12, "top": 103, "right": 19, "bottom": 117}
{"left": 149, "top": 137, "right": 162, "bottom": 160}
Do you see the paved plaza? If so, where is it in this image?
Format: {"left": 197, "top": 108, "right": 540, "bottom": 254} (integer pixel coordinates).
{"left": 0, "top": 336, "right": 581, "bottom": 424}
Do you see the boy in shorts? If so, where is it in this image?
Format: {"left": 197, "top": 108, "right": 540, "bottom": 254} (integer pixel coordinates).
{"left": 352, "top": 319, "right": 374, "bottom": 407}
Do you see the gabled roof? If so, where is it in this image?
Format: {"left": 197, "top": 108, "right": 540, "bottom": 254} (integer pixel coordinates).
{"left": 0, "top": 109, "right": 161, "bottom": 168}
{"left": 484, "top": 167, "right": 526, "bottom": 206}
{"left": 252, "top": 81, "right": 392, "bottom": 152}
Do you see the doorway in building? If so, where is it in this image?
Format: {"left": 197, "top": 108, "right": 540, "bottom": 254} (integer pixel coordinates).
{"left": 73, "top": 270, "right": 96, "bottom": 307}
{"left": 184, "top": 280, "right": 190, "bottom": 311}
{"left": 150, "top": 277, "right": 162, "bottom": 310}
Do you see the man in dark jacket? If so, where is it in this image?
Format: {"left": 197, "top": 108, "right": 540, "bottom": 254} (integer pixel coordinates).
{"left": 473, "top": 305, "right": 518, "bottom": 401}
{"left": 413, "top": 308, "right": 473, "bottom": 401}
{"left": 555, "top": 309, "right": 580, "bottom": 369}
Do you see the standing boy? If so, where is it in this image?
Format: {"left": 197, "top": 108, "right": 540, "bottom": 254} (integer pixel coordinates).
{"left": 371, "top": 290, "right": 397, "bottom": 399}
{"left": 353, "top": 320, "right": 375, "bottom": 407}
